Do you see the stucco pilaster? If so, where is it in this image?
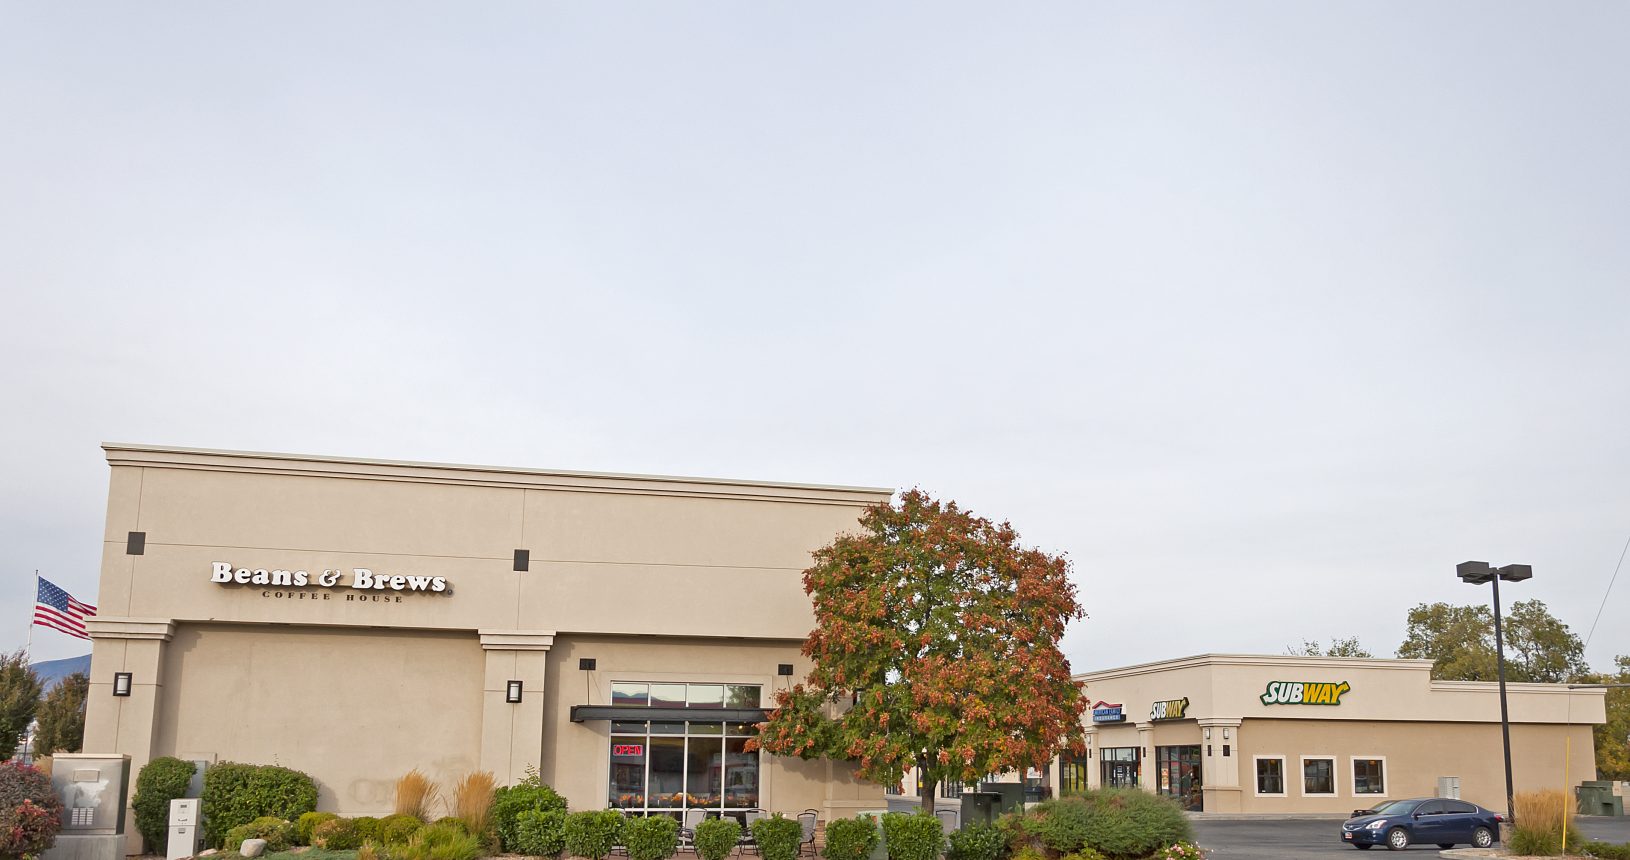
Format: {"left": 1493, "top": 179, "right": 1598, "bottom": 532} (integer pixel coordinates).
{"left": 478, "top": 630, "right": 555, "bottom": 784}
{"left": 82, "top": 617, "right": 175, "bottom": 855}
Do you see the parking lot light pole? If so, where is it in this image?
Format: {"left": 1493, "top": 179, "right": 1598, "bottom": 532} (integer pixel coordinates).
{"left": 1457, "top": 560, "right": 1531, "bottom": 826}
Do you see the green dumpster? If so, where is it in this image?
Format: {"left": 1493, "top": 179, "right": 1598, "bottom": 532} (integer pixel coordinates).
{"left": 960, "top": 792, "right": 1000, "bottom": 828}
{"left": 1577, "top": 782, "right": 1623, "bottom": 816}
{"left": 979, "top": 782, "right": 1026, "bottom": 816}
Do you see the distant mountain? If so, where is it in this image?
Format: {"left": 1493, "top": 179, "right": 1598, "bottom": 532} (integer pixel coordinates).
{"left": 31, "top": 654, "right": 90, "bottom": 689}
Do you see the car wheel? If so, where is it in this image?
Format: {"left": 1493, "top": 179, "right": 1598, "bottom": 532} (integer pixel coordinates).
{"left": 1386, "top": 827, "right": 1409, "bottom": 851}
{"left": 1472, "top": 826, "right": 1494, "bottom": 848}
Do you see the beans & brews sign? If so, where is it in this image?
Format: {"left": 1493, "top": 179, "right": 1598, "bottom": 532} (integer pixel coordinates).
{"left": 209, "top": 561, "right": 450, "bottom": 602}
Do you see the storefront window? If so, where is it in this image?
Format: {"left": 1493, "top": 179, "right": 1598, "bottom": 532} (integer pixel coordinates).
{"left": 1100, "top": 747, "right": 1139, "bottom": 789}
{"left": 1302, "top": 758, "right": 1335, "bottom": 796}
{"left": 1353, "top": 758, "right": 1385, "bottom": 795}
{"left": 1255, "top": 758, "right": 1284, "bottom": 795}
{"left": 1060, "top": 751, "right": 1090, "bottom": 797}
{"left": 1155, "top": 746, "right": 1202, "bottom": 811}
{"left": 608, "top": 682, "right": 763, "bottom": 814}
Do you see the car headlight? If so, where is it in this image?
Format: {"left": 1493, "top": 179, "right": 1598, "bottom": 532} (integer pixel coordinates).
{"left": 1366, "top": 820, "right": 1388, "bottom": 830}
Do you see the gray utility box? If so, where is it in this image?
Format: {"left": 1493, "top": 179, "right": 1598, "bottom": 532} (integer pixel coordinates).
{"left": 41, "top": 754, "right": 131, "bottom": 860}
{"left": 978, "top": 782, "right": 1026, "bottom": 816}
{"left": 167, "top": 799, "right": 201, "bottom": 860}
{"left": 1436, "top": 777, "right": 1461, "bottom": 800}
{"left": 960, "top": 792, "right": 1001, "bottom": 828}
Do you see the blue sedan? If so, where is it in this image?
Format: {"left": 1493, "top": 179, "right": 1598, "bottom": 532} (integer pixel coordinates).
{"left": 1340, "top": 798, "right": 1503, "bottom": 850}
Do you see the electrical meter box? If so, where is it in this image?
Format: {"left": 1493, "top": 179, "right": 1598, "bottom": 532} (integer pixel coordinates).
{"left": 166, "top": 799, "right": 200, "bottom": 860}
{"left": 49, "top": 754, "right": 130, "bottom": 836}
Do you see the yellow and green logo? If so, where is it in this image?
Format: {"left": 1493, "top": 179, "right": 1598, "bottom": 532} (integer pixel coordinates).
{"left": 1260, "top": 680, "right": 1350, "bottom": 706}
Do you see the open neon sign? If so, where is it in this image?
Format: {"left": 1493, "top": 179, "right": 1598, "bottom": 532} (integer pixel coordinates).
{"left": 611, "top": 744, "right": 644, "bottom": 757}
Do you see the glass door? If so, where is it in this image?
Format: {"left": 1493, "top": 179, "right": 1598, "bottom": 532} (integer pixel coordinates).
{"left": 1155, "top": 746, "right": 1202, "bottom": 811}
{"left": 1099, "top": 748, "right": 1140, "bottom": 788}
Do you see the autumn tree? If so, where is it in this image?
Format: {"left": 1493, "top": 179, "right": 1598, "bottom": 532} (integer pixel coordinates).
{"left": 1286, "top": 637, "right": 1372, "bottom": 658}
{"left": 1397, "top": 600, "right": 1588, "bottom": 683}
{"left": 756, "top": 490, "right": 1087, "bottom": 811}
{"left": 0, "top": 651, "right": 42, "bottom": 760}
{"left": 35, "top": 672, "right": 89, "bottom": 756}
{"left": 1585, "top": 655, "right": 1630, "bottom": 780}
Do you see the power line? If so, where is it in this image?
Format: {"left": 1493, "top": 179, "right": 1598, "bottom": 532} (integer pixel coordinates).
{"left": 1583, "top": 531, "right": 1630, "bottom": 652}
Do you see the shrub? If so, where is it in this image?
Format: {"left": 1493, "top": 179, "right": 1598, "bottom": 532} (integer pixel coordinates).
{"left": 493, "top": 769, "right": 567, "bottom": 852}
{"left": 752, "top": 814, "right": 804, "bottom": 860}
{"left": 313, "top": 817, "right": 366, "bottom": 850}
{"left": 1031, "top": 791, "right": 1190, "bottom": 859}
{"left": 946, "top": 823, "right": 1002, "bottom": 860}
{"left": 564, "top": 810, "right": 624, "bottom": 860}
{"left": 223, "top": 817, "right": 296, "bottom": 852}
{"left": 451, "top": 771, "right": 496, "bottom": 843}
{"left": 297, "top": 812, "right": 340, "bottom": 845}
{"left": 201, "top": 762, "right": 319, "bottom": 848}
{"left": 396, "top": 770, "right": 442, "bottom": 821}
{"left": 694, "top": 817, "right": 742, "bottom": 860}
{"left": 513, "top": 809, "right": 567, "bottom": 858}
{"left": 379, "top": 814, "right": 425, "bottom": 846}
{"left": 880, "top": 813, "right": 943, "bottom": 860}
{"left": 132, "top": 757, "right": 197, "bottom": 853}
{"left": 1510, "top": 789, "right": 1578, "bottom": 856}
{"left": 1581, "top": 841, "right": 1630, "bottom": 860}
{"left": 435, "top": 816, "right": 471, "bottom": 835}
{"left": 1061, "top": 851, "right": 1107, "bottom": 860}
{"left": 0, "top": 800, "right": 63, "bottom": 860}
{"left": 392, "top": 821, "right": 484, "bottom": 860}
{"left": 1149, "top": 843, "right": 1205, "bottom": 860}
{"left": 1008, "top": 846, "right": 1046, "bottom": 860}
{"left": 623, "top": 814, "right": 680, "bottom": 860}
{"left": 824, "top": 817, "right": 879, "bottom": 860}
{"left": 355, "top": 817, "right": 383, "bottom": 841}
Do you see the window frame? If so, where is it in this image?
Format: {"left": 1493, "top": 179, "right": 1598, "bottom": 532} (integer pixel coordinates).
{"left": 1253, "top": 755, "right": 1287, "bottom": 797}
{"left": 1300, "top": 755, "right": 1338, "bottom": 797}
{"left": 1350, "top": 755, "right": 1386, "bottom": 797}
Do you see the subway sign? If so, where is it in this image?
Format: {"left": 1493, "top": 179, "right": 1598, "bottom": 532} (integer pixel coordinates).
{"left": 1260, "top": 680, "right": 1350, "bottom": 706}
{"left": 1150, "top": 697, "right": 1189, "bottom": 721}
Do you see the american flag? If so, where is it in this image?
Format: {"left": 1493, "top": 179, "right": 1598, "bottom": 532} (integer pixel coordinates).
{"left": 34, "top": 578, "right": 96, "bottom": 640}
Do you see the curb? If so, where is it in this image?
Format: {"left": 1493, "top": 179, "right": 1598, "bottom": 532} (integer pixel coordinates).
{"left": 1186, "top": 813, "right": 1349, "bottom": 821}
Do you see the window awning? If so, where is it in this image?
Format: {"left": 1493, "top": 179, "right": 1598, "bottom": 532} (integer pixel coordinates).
{"left": 570, "top": 704, "right": 770, "bottom": 723}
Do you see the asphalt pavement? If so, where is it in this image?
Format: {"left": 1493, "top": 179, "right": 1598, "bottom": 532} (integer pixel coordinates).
{"left": 1191, "top": 817, "right": 1630, "bottom": 859}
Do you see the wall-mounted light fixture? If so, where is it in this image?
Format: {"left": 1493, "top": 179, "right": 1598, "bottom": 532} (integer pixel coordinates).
{"left": 113, "top": 672, "right": 133, "bottom": 697}
{"left": 1223, "top": 728, "right": 1230, "bottom": 740}
{"left": 1203, "top": 727, "right": 1211, "bottom": 740}
{"left": 579, "top": 658, "right": 597, "bottom": 671}
{"left": 777, "top": 664, "right": 794, "bottom": 676}
{"left": 506, "top": 680, "right": 523, "bottom": 704}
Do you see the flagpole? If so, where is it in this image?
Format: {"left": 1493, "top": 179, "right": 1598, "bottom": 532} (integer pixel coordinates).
{"left": 26, "top": 571, "right": 36, "bottom": 658}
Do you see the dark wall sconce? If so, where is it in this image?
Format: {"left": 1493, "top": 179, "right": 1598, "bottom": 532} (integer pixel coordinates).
{"left": 113, "top": 672, "right": 133, "bottom": 697}
{"left": 777, "top": 664, "right": 794, "bottom": 676}
{"left": 506, "top": 680, "right": 523, "bottom": 704}
{"left": 579, "top": 658, "right": 596, "bottom": 671}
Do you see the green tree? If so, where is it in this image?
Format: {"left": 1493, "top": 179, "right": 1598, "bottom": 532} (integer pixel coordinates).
{"left": 1287, "top": 637, "right": 1372, "bottom": 658}
{"left": 1397, "top": 600, "right": 1588, "bottom": 683}
{"left": 34, "top": 672, "right": 88, "bottom": 755}
{"left": 1588, "top": 655, "right": 1630, "bottom": 780}
{"left": 0, "top": 650, "right": 43, "bottom": 760}
{"left": 756, "top": 490, "right": 1087, "bottom": 811}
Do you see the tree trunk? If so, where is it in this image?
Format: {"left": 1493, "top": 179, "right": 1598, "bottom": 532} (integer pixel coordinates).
{"left": 919, "top": 759, "right": 937, "bottom": 812}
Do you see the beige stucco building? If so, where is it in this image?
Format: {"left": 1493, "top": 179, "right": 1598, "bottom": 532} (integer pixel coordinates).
{"left": 1052, "top": 654, "right": 1605, "bottom": 814}
{"left": 83, "top": 445, "right": 891, "bottom": 853}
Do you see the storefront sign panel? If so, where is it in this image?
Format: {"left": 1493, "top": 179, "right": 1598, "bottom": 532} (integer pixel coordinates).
{"left": 208, "top": 561, "right": 449, "bottom": 594}
{"left": 1091, "top": 701, "right": 1126, "bottom": 723}
{"left": 1150, "top": 697, "right": 1189, "bottom": 720}
{"left": 1260, "top": 680, "right": 1350, "bottom": 706}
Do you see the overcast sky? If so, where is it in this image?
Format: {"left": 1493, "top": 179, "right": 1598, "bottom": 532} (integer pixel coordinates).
{"left": 3, "top": 3, "right": 1627, "bottom": 670}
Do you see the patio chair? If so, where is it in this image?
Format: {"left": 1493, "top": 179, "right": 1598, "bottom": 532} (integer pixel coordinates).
{"left": 797, "top": 810, "right": 818, "bottom": 857}
{"left": 935, "top": 809, "right": 958, "bottom": 834}
{"left": 679, "top": 808, "right": 709, "bottom": 851}
{"left": 739, "top": 809, "right": 766, "bottom": 855}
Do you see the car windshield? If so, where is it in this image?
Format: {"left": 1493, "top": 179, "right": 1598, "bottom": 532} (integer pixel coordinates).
{"left": 1369, "top": 800, "right": 1423, "bottom": 816}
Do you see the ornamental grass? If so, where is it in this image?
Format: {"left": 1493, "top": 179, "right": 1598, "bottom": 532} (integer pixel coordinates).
{"left": 451, "top": 770, "right": 497, "bottom": 839}
{"left": 1508, "top": 789, "right": 1578, "bottom": 856}
{"left": 395, "top": 769, "right": 441, "bottom": 821}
